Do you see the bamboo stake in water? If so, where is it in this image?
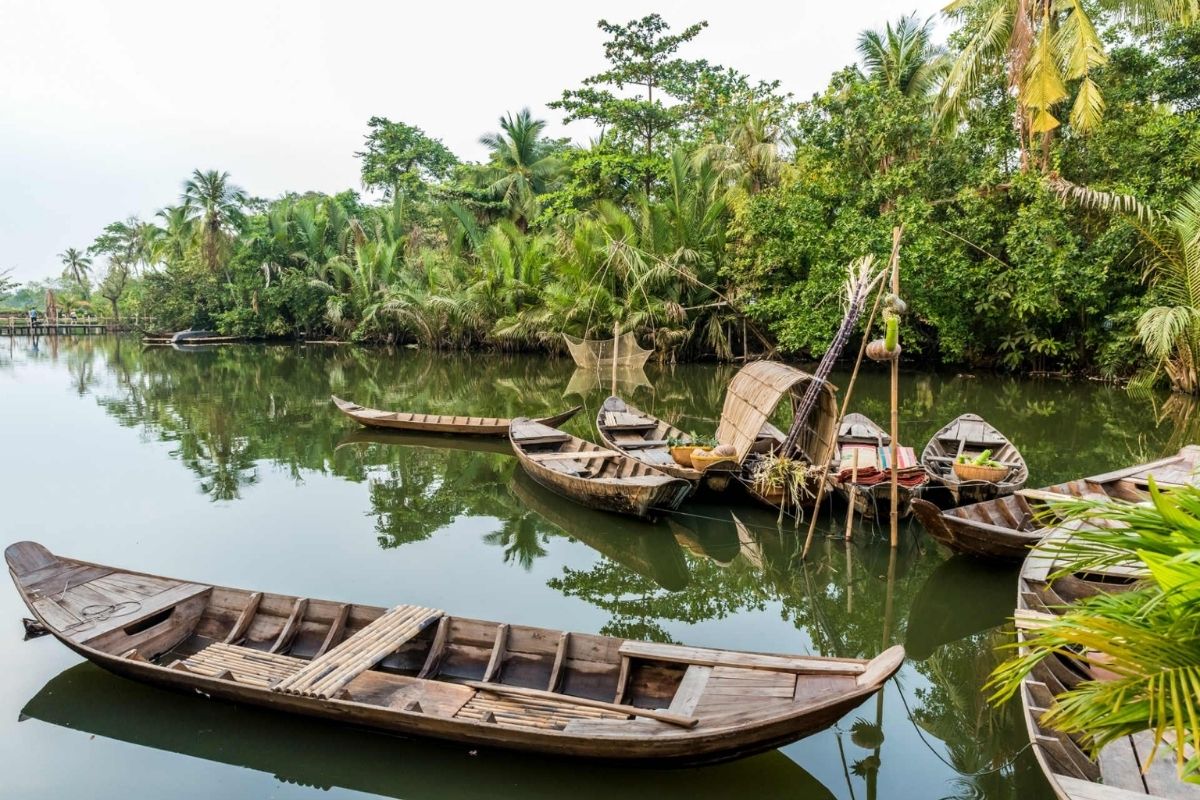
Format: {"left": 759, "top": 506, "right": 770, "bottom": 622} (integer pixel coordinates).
{"left": 888, "top": 227, "right": 902, "bottom": 549}
{"left": 844, "top": 448, "right": 859, "bottom": 541}
{"left": 611, "top": 320, "right": 619, "bottom": 396}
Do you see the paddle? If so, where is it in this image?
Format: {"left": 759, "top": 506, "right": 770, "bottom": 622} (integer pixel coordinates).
{"left": 462, "top": 680, "right": 700, "bottom": 729}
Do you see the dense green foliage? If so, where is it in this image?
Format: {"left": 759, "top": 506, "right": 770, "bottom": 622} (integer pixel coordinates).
{"left": 6, "top": 12, "right": 1199, "bottom": 380}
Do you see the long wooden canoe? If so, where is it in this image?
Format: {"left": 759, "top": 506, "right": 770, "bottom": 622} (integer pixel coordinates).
{"left": 7, "top": 540, "right": 904, "bottom": 765}
{"left": 912, "top": 445, "right": 1200, "bottom": 561}
{"left": 596, "top": 396, "right": 735, "bottom": 492}
{"left": 829, "top": 412, "right": 926, "bottom": 519}
{"left": 1015, "top": 533, "right": 1200, "bottom": 799}
{"left": 332, "top": 396, "right": 581, "bottom": 436}
{"left": 510, "top": 418, "right": 693, "bottom": 520}
{"left": 921, "top": 413, "right": 1028, "bottom": 506}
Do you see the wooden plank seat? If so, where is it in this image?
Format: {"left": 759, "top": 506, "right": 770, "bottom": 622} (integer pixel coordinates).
{"left": 182, "top": 642, "right": 305, "bottom": 688}
{"left": 525, "top": 450, "right": 620, "bottom": 462}
{"left": 454, "top": 690, "right": 630, "bottom": 730}
{"left": 619, "top": 641, "right": 866, "bottom": 675}
{"left": 614, "top": 439, "right": 669, "bottom": 449}
{"left": 273, "top": 605, "right": 443, "bottom": 699}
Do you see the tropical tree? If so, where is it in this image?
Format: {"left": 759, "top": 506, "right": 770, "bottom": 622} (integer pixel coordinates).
{"left": 58, "top": 247, "right": 93, "bottom": 296}
{"left": 0, "top": 268, "right": 16, "bottom": 297}
{"left": 694, "top": 102, "right": 785, "bottom": 195}
{"left": 989, "top": 480, "right": 1200, "bottom": 783}
{"left": 89, "top": 217, "right": 156, "bottom": 276}
{"left": 477, "top": 109, "right": 563, "bottom": 230}
{"left": 181, "top": 169, "right": 248, "bottom": 278}
{"left": 857, "top": 14, "right": 947, "bottom": 99}
{"left": 356, "top": 117, "right": 459, "bottom": 200}
{"left": 97, "top": 262, "right": 130, "bottom": 322}
{"left": 935, "top": 0, "right": 1197, "bottom": 171}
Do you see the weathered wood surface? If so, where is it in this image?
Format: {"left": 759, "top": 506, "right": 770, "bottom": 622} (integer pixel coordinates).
{"left": 6, "top": 540, "right": 904, "bottom": 764}
{"left": 331, "top": 395, "right": 580, "bottom": 436}
{"left": 510, "top": 418, "right": 692, "bottom": 520}
{"left": 921, "top": 413, "right": 1029, "bottom": 505}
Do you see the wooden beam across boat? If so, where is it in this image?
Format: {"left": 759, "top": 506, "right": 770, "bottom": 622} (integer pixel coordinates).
{"left": 6, "top": 540, "right": 903, "bottom": 765}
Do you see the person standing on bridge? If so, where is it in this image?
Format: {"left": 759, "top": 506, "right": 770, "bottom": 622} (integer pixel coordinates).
{"left": 28, "top": 308, "right": 37, "bottom": 327}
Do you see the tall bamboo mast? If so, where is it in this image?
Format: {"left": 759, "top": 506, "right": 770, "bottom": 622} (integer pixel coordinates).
{"left": 888, "top": 227, "right": 902, "bottom": 548}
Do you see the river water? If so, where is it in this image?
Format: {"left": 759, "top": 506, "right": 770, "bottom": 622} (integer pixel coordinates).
{"left": 1, "top": 337, "right": 1191, "bottom": 799}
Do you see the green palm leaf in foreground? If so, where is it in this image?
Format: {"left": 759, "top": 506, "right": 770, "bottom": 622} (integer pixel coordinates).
{"left": 988, "top": 478, "right": 1200, "bottom": 783}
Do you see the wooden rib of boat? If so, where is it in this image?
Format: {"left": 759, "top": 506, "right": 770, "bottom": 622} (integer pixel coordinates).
{"left": 332, "top": 396, "right": 581, "bottom": 437}
{"left": 921, "top": 413, "right": 1028, "bottom": 506}
{"left": 509, "top": 418, "right": 692, "bottom": 520}
{"left": 6, "top": 540, "right": 904, "bottom": 765}
{"left": 829, "top": 413, "right": 926, "bottom": 520}
{"left": 912, "top": 445, "right": 1200, "bottom": 561}
{"left": 1015, "top": 533, "right": 1200, "bottom": 799}
{"left": 596, "top": 396, "right": 735, "bottom": 493}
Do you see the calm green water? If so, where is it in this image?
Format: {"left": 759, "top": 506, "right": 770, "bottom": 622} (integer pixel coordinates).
{"left": 1, "top": 337, "right": 1192, "bottom": 799}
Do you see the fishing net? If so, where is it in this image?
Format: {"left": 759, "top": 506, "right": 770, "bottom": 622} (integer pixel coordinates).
{"left": 562, "top": 332, "right": 653, "bottom": 369}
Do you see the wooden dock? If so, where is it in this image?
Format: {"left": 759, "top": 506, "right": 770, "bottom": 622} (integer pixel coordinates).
{"left": 2, "top": 316, "right": 144, "bottom": 336}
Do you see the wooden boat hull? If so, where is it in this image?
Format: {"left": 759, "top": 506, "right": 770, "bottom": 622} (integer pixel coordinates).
{"left": 836, "top": 482, "right": 917, "bottom": 520}
{"left": 911, "top": 498, "right": 1039, "bottom": 560}
{"left": 519, "top": 456, "right": 691, "bottom": 520}
{"left": 595, "top": 396, "right": 736, "bottom": 495}
{"left": 921, "top": 414, "right": 1028, "bottom": 508}
{"left": 332, "top": 396, "right": 581, "bottom": 437}
{"left": 912, "top": 446, "right": 1200, "bottom": 562}
{"left": 6, "top": 541, "right": 904, "bottom": 765}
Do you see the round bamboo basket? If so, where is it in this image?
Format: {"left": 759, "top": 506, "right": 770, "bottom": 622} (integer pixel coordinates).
{"left": 690, "top": 448, "right": 734, "bottom": 473}
{"left": 669, "top": 446, "right": 695, "bottom": 468}
{"left": 953, "top": 462, "right": 1008, "bottom": 482}
{"left": 866, "top": 339, "right": 901, "bottom": 362}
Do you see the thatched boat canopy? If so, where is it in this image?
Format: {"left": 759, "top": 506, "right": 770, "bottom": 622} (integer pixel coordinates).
{"left": 715, "top": 361, "right": 838, "bottom": 467}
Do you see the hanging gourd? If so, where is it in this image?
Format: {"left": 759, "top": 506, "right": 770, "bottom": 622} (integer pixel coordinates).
{"left": 866, "top": 294, "right": 905, "bottom": 362}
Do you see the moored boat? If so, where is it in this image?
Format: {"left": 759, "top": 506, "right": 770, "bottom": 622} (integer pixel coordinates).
{"left": 6, "top": 540, "right": 904, "bottom": 765}
{"left": 921, "top": 413, "right": 1028, "bottom": 506}
{"left": 596, "top": 396, "right": 735, "bottom": 493}
{"left": 510, "top": 418, "right": 692, "bottom": 520}
{"left": 332, "top": 396, "right": 581, "bottom": 437}
{"left": 1014, "top": 533, "right": 1200, "bottom": 799}
{"left": 912, "top": 445, "right": 1200, "bottom": 561}
{"left": 829, "top": 412, "right": 927, "bottom": 519}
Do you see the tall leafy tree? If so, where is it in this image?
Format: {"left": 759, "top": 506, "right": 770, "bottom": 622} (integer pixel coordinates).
{"left": 58, "top": 247, "right": 93, "bottom": 296}
{"left": 550, "top": 14, "right": 709, "bottom": 195}
{"left": 356, "top": 117, "right": 459, "bottom": 200}
{"left": 181, "top": 169, "right": 248, "bottom": 278}
{"left": 477, "top": 109, "right": 563, "bottom": 230}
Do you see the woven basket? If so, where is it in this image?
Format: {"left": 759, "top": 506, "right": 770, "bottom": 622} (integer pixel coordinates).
{"left": 691, "top": 448, "right": 735, "bottom": 473}
{"left": 669, "top": 446, "right": 695, "bottom": 468}
{"left": 953, "top": 462, "right": 1008, "bottom": 483}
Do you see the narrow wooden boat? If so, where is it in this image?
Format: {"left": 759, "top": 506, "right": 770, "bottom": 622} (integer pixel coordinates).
{"left": 596, "top": 396, "right": 735, "bottom": 493}
{"left": 912, "top": 445, "right": 1200, "bottom": 561}
{"left": 829, "top": 413, "right": 927, "bottom": 519}
{"left": 510, "top": 418, "right": 692, "bottom": 520}
{"left": 1014, "top": 533, "right": 1200, "bottom": 799}
{"left": 332, "top": 396, "right": 581, "bottom": 437}
{"left": 921, "top": 413, "right": 1028, "bottom": 506}
{"left": 6, "top": 540, "right": 904, "bottom": 765}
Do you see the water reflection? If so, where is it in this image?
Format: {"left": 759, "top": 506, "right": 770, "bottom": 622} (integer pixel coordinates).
{"left": 22, "top": 663, "right": 836, "bottom": 800}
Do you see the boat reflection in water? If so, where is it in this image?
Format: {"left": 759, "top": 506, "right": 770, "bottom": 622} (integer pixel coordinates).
{"left": 22, "top": 663, "right": 837, "bottom": 800}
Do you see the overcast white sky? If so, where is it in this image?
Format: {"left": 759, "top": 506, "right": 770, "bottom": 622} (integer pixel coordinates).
{"left": 0, "top": 0, "right": 944, "bottom": 283}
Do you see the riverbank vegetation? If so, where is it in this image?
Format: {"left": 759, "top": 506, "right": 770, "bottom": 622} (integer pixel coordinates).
{"left": 5, "top": 10, "right": 1199, "bottom": 383}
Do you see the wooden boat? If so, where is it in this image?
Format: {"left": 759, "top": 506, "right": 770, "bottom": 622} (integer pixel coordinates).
{"left": 509, "top": 418, "right": 692, "bottom": 520}
{"left": 1014, "top": 533, "right": 1200, "bottom": 799}
{"left": 6, "top": 540, "right": 904, "bottom": 765}
{"left": 596, "top": 396, "right": 735, "bottom": 493}
{"left": 829, "top": 412, "right": 927, "bottom": 520}
{"left": 713, "top": 362, "right": 838, "bottom": 510}
{"left": 912, "top": 445, "right": 1200, "bottom": 561}
{"left": 921, "top": 413, "right": 1028, "bottom": 506}
{"left": 332, "top": 396, "right": 581, "bottom": 437}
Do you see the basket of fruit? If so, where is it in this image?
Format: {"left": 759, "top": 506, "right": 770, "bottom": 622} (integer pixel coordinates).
{"left": 953, "top": 450, "right": 1008, "bottom": 483}
{"left": 668, "top": 436, "right": 697, "bottom": 468}
{"left": 691, "top": 438, "right": 737, "bottom": 472}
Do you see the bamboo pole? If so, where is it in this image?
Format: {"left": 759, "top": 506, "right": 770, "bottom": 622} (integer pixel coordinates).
{"left": 800, "top": 277, "right": 889, "bottom": 560}
{"left": 844, "top": 449, "right": 859, "bottom": 541}
{"left": 611, "top": 320, "right": 619, "bottom": 396}
{"left": 888, "top": 227, "right": 902, "bottom": 549}
{"left": 463, "top": 680, "right": 699, "bottom": 728}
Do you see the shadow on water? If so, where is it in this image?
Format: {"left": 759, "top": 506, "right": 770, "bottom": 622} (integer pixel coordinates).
{"left": 904, "top": 556, "right": 1018, "bottom": 661}
{"left": 21, "top": 663, "right": 836, "bottom": 800}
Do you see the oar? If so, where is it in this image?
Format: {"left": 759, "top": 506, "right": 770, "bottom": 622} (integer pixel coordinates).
{"left": 462, "top": 680, "right": 699, "bottom": 729}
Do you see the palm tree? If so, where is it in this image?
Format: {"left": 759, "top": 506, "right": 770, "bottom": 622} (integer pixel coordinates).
{"left": 935, "top": 0, "right": 1196, "bottom": 171}
{"left": 857, "top": 14, "right": 947, "bottom": 99}
{"left": 154, "top": 205, "right": 195, "bottom": 266}
{"left": 1056, "top": 180, "right": 1200, "bottom": 392}
{"left": 694, "top": 103, "right": 785, "bottom": 195}
{"left": 58, "top": 247, "right": 93, "bottom": 297}
{"left": 989, "top": 481, "right": 1200, "bottom": 782}
{"left": 181, "top": 169, "right": 248, "bottom": 277}
{"left": 478, "top": 109, "right": 562, "bottom": 231}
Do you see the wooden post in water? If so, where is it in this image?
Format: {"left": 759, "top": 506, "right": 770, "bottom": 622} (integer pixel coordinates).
{"left": 610, "top": 320, "right": 619, "bottom": 396}
{"left": 888, "top": 227, "right": 902, "bottom": 549}
{"left": 844, "top": 449, "right": 859, "bottom": 541}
